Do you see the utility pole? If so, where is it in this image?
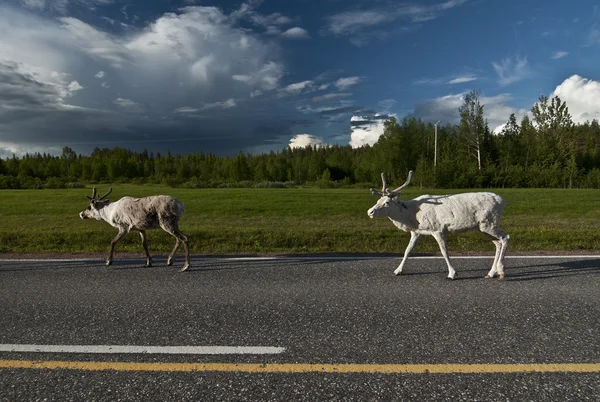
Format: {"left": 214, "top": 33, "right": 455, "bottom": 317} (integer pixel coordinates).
{"left": 434, "top": 121, "right": 440, "bottom": 174}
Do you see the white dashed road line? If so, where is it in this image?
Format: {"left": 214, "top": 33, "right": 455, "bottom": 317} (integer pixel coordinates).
{"left": 0, "top": 344, "right": 285, "bottom": 355}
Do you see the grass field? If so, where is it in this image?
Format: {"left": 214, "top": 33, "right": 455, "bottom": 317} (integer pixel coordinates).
{"left": 1, "top": 185, "right": 600, "bottom": 256}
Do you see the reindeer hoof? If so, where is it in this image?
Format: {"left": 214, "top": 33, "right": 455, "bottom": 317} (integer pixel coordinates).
{"left": 485, "top": 275, "right": 492, "bottom": 279}
{"left": 498, "top": 274, "right": 505, "bottom": 280}
{"left": 105, "top": 260, "right": 112, "bottom": 266}
{"left": 394, "top": 271, "right": 401, "bottom": 276}
{"left": 167, "top": 258, "right": 174, "bottom": 266}
{"left": 145, "top": 263, "right": 152, "bottom": 268}
{"left": 179, "top": 264, "right": 190, "bottom": 272}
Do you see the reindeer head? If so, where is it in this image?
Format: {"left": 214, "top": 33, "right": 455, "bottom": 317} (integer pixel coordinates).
{"left": 367, "top": 171, "right": 413, "bottom": 219}
{"left": 79, "top": 187, "right": 113, "bottom": 220}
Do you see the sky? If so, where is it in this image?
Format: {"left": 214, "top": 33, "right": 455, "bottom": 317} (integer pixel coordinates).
{"left": 1, "top": 0, "right": 600, "bottom": 158}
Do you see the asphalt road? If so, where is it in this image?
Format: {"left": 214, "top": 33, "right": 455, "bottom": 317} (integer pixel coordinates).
{"left": 0, "top": 255, "right": 599, "bottom": 401}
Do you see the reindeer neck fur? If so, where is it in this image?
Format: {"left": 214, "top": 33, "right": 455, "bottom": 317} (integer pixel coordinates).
{"left": 93, "top": 197, "right": 142, "bottom": 227}
{"left": 386, "top": 196, "right": 420, "bottom": 231}
{"left": 93, "top": 199, "right": 124, "bottom": 227}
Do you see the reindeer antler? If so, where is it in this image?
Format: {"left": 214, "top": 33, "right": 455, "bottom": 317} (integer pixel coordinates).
{"left": 98, "top": 187, "right": 113, "bottom": 200}
{"left": 370, "top": 171, "right": 414, "bottom": 196}
{"left": 86, "top": 187, "right": 97, "bottom": 201}
{"left": 370, "top": 173, "right": 390, "bottom": 196}
{"left": 390, "top": 170, "right": 413, "bottom": 194}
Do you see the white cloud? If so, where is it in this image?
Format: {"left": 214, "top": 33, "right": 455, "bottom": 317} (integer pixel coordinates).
{"left": 19, "top": 0, "right": 116, "bottom": 14}
{"left": 94, "top": 70, "right": 105, "bottom": 78}
{"left": 281, "top": 27, "right": 309, "bottom": 39}
{"left": 190, "top": 55, "right": 215, "bottom": 83}
{"left": 586, "top": 24, "right": 600, "bottom": 46}
{"left": 326, "top": 10, "right": 395, "bottom": 36}
{"left": 551, "top": 51, "right": 569, "bottom": 59}
{"left": 335, "top": 76, "right": 360, "bottom": 90}
{"left": 282, "top": 80, "right": 313, "bottom": 95}
{"left": 413, "top": 77, "right": 443, "bottom": 86}
{"left": 325, "top": 1, "right": 469, "bottom": 45}
{"left": 20, "top": 0, "right": 46, "bottom": 9}
{"left": 229, "top": 2, "right": 293, "bottom": 29}
{"left": 67, "top": 80, "right": 83, "bottom": 92}
{"left": 231, "top": 61, "right": 283, "bottom": 91}
{"left": 173, "top": 106, "right": 199, "bottom": 114}
{"left": 349, "top": 114, "right": 390, "bottom": 148}
{"left": 447, "top": 76, "right": 477, "bottom": 84}
{"left": 289, "top": 134, "right": 324, "bottom": 149}
{"left": 174, "top": 99, "right": 237, "bottom": 114}
{"left": 232, "top": 74, "right": 252, "bottom": 83}
{"left": 204, "top": 98, "right": 237, "bottom": 110}
{"left": 310, "top": 92, "right": 352, "bottom": 102}
{"left": 481, "top": 94, "right": 528, "bottom": 133}
{"left": 264, "top": 26, "right": 282, "bottom": 35}
{"left": 113, "top": 97, "right": 143, "bottom": 112}
{"left": 59, "top": 16, "right": 131, "bottom": 68}
{"left": 492, "top": 55, "right": 530, "bottom": 86}
{"left": 551, "top": 75, "right": 600, "bottom": 123}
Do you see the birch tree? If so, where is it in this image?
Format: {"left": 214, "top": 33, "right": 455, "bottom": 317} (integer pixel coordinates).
{"left": 459, "top": 90, "right": 485, "bottom": 170}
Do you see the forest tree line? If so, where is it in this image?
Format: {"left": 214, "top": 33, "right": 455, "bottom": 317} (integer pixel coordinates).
{"left": 1, "top": 91, "right": 600, "bottom": 189}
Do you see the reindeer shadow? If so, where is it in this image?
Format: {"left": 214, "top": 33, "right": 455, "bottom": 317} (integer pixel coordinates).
{"left": 397, "top": 257, "right": 600, "bottom": 281}
{"left": 0, "top": 259, "right": 103, "bottom": 272}
{"left": 183, "top": 257, "right": 336, "bottom": 273}
{"left": 505, "top": 258, "right": 600, "bottom": 281}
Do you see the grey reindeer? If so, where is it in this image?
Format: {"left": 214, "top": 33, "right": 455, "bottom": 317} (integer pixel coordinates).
{"left": 79, "top": 187, "right": 190, "bottom": 271}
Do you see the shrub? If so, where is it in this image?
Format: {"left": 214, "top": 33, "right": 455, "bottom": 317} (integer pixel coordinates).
{"left": 44, "top": 177, "right": 65, "bottom": 189}
{"left": 253, "top": 181, "right": 286, "bottom": 188}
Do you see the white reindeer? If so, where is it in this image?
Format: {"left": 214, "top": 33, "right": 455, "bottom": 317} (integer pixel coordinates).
{"left": 368, "top": 171, "right": 509, "bottom": 280}
{"left": 79, "top": 187, "right": 190, "bottom": 272}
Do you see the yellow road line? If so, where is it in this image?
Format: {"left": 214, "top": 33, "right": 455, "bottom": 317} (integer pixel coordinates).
{"left": 1, "top": 360, "right": 600, "bottom": 374}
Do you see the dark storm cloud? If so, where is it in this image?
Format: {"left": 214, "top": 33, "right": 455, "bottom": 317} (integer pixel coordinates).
{"left": 0, "top": 61, "right": 69, "bottom": 109}
{"left": 0, "top": 3, "right": 316, "bottom": 156}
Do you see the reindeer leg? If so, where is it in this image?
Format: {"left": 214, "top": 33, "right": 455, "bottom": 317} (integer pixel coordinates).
{"left": 490, "top": 233, "right": 509, "bottom": 280}
{"left": 394, "top": 232, "right": 419, "bottom": 275}
{"left": 107, "top": 229, "right": 128, "bottom": 266}
{"left": 432, "top": 232, "right": 456, "bottom": 280}
{"left": 139, "top": 230, "right": 152, "bottom": 267}
{"left": 168, "top": 230, "right": 190, "bottom": 272}
{"left": 496, "top": 234, "right": 509, "bottom": 280}
{"left": 482, "top": 226, "right": 509, "bottom": 280}
{"left": 167, "top": 238, "right": 180, "bottom": 267}
{"left": 161, "top": 220, "right": 190, "bottom": 272}
{"left": 175, "top": 231, "right": 190, "bottom": 272}
{"left": 486, "top": 239, "right": 501, "bottom": 279}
